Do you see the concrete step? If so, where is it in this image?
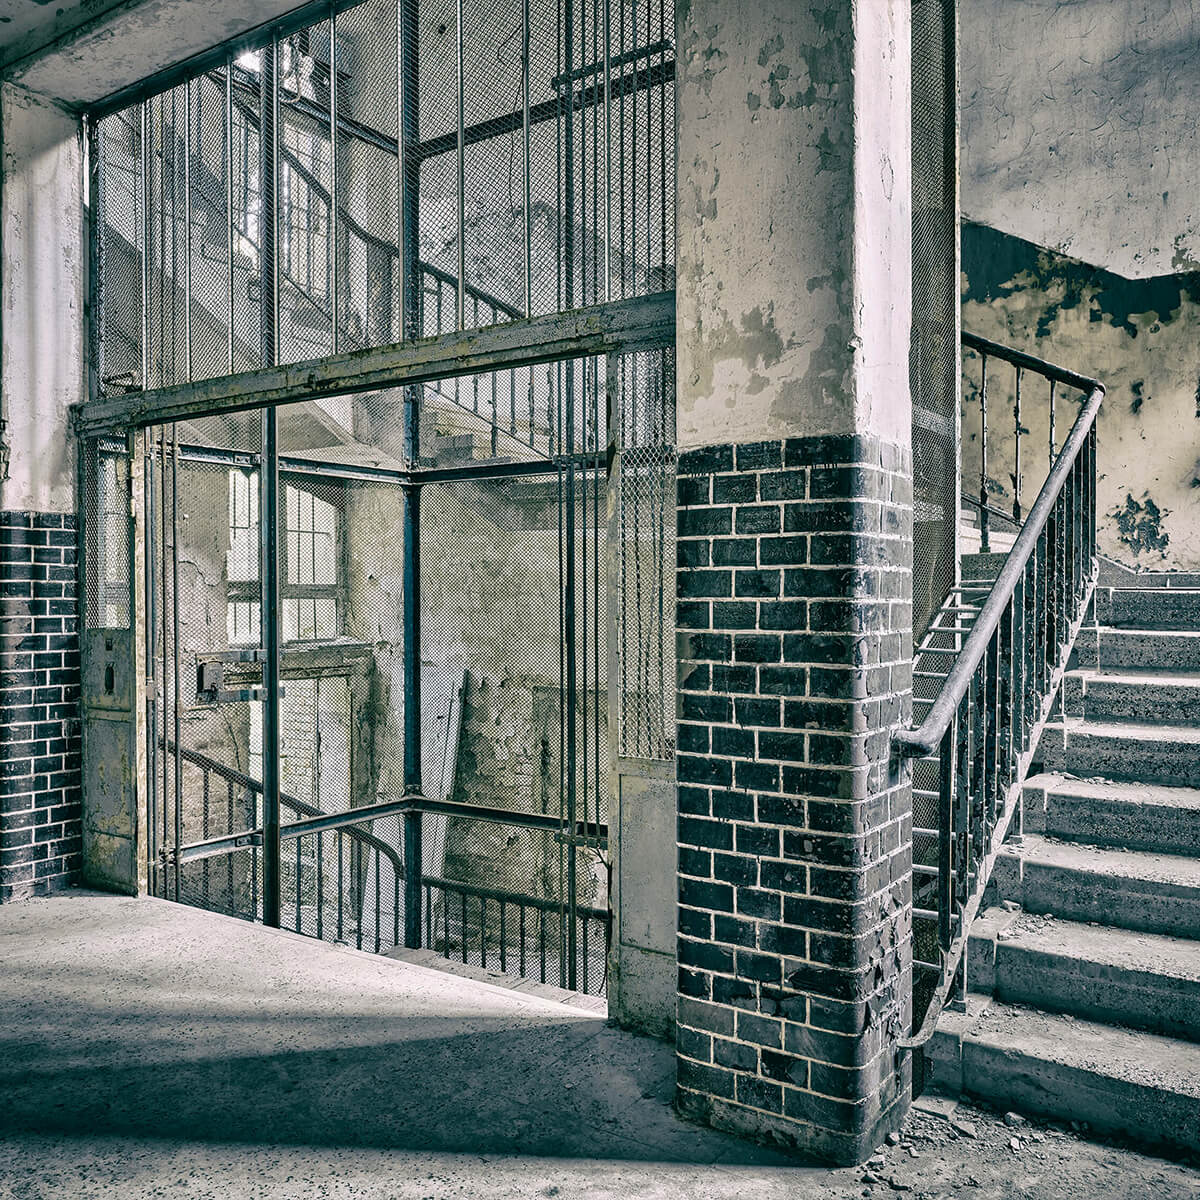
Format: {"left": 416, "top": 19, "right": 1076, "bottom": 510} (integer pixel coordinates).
{"left": 1075, "top": 626, "right": 1200, "bottom": 673}
{"left": 1038, "top": 717, "right": 1200, "bottom": 787}
{"left": 993, "top": 834, "right": 1200, "bottom": 939}
{"left": 1023, "top": 772, "right": 1200, "bottom": 856}
{"left": 928, "top": 996, "right": 1200, "bottom": 1156}
{"left": 1061, "top": 668, "right": 1200, "bottom": 726}
{"left": 1096, "top": 587, "right": 1200, "bottom": 631}
{"left": 968, "top": 907, "right": 1200, "bottom": 1042}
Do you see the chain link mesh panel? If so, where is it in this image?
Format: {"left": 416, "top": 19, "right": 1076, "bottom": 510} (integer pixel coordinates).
{"left": 83, "top": 438, "right": 131, "bottom": 630}
{"left": 911, "top": 0, "right": 958, "bottom": 643}
{"left": 615, "top": 347, "right": 674, "bottom": 761}
{"left": 94, "top": 0, "right": 675, "bottom": 390}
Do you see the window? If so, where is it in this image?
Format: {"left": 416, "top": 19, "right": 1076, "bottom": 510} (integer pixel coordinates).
{"left": 226, "top": 468, "right": 261, "bottom": 645}
{"left": 225, "top": 470, "right": 340, "bottom": 645}
{"left": 283, "top": 483, "right": 338, "bottom": 642}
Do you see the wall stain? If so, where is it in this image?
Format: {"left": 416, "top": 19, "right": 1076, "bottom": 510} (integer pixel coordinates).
{"left": 1130, "top": 378, "right": 1144, "bottom": 416}
{"left": 1109, "top": 492, "right": 1170, "bottom": 558}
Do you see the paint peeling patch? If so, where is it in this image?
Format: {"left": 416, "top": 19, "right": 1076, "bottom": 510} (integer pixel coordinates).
{"left": 1130, "top": 379, "right": 1144, "bottom": 416}
{"left": 1109, "top": 492, "right": 1170, "bottom": 559}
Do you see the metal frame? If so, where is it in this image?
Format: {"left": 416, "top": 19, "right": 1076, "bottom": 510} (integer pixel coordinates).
{"left": 83, "top": 0, "right": 675, "bottom": 993}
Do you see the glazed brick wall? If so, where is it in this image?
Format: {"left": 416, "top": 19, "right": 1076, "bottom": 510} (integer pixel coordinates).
{"left": 0, "top": 512, "right": 83, "bottom": 902}
{"left": 673, "top": 435, "right": 913, "bottom": 1164}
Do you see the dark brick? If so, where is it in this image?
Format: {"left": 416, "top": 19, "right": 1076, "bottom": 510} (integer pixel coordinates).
{"left": 736, "top": 887, "right": 782, "bottom": 921}
{"left": 680, "top": 692, "right": 732, "bottom": 723}
{"left": 734, "top": 634, "right": 780, "bottom": 664}
{"left": 678, "top": 755, "right": 733, "bottom": 787}
{"left": 676, "top": 601, "right": 711, "bottom": 630}
{"left": 782, "top": 434, "right": 864, "bottom": 467}
{"left": 712, "top": 726, "right": 755, "bottom": 759}
{"left": 714, "top": 1036, "right": 758, "bottom": 1073}
{"left": 736, "top": 441, "right": 782, "bottom": 471}
{"left": 758, "top": 601, "right": 808, "bottom": 631}
{"left": 679, "top": 507, "right": 733, "bottom": 538}
{"left": 735, "top": 505, "right": 781, "bottom": 535}
{"left": 711, "top": 664, "right": 758, "bottom": 694}
{"left": 678, "top": 815, "right": 735, "bottom": 850}
{"left": 679, "top": 445, "right": 735, "bottom": 475}
{"left": 677, "top": 1058, "right": 736, "bottom": 1102}
{"left": 679, "top": 877, "right": 735, "bottom": 914}
{"left": 680, "top": 937, "right": 735, "bottom": 975}
{"left": 711, "top": 538, "right": 757, "bottom": 567}
{"left": 677, "top": 475, "right": 711, "bottom": 506}
{"left": 710, "top": 789, "right": 755, "bottom": 822}
{"left": 761, "top": 1049, "right": 808, "bottom": 1087}
{"left": 735, "top": 1075, "right": 783, "bottom": 1116}
{"left": 712, "top": 474, "right": 757, "bottom": 505}
{"left": 758, "top": 535, "right": 809, "bottom": 566}
{"left": 678, "top": 569, "right": 733, "bottom": 599}
{"left": 735, "top": 570, "right": 780, "bottom": 598}
{"left": 711, "top": 602, "right": 758, "bottom": 630}
{"left": 735, "top": 696, "right": 780, "bottom": 727}
{"left": 759, "top": 471, "right": 807, "bottom": 501}
{"left": 678, "top": 906, "right": 713, "bottom": 940}
{"left": 676, "top": 1024, "right": 713, "bottom": 1062}
{"left": 712, "top": 852, "right": 758, "bottom": 887}
{"left": 677, "top": 539, "right": 711, "bottom": 568}
{"left": 735, "top": 824, "right": 781, "bottom": 858}
{"left": 757, "top": 666, "right": 808, "bottom": 696}
{"left": 677, "top": 723, "right": 710, "bottom": 754}
{"left": 734, "top": 760, "right": 779, "bottom": 793}
{"left": 684, "top": 632, "right": 732, "bottom": 661}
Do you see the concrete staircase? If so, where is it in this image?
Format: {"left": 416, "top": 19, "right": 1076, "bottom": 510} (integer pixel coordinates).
{"left": 927, "top": 572, "right": 1200, "bottom": 1158}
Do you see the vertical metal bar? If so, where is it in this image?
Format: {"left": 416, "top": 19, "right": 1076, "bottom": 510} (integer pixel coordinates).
{"left": 316, "top": 830, "right": 324, "bottom": 940}
{"left": 481, "top": 897, "right": 487, "bottom": 968}
{"left": 520, "top": 904, "right": 526, "bottom": 976}
{"left": 937, "top": 721, "right": 954, "bottom": 950}
{"left": 523, "top": 0, "right": 532, "bottom": 317}
{"left": 455, "top": 0, "right": 466, "bottom": 329}
{"left": 1012, "top": 366, "right": 1022, "bottom": 522}
{"left": 1048, "top": 378, "right": 1057, "bottom": 468}
{"left": 259, "top": 39, "right": 283, "bottom": 930}
{"left": 500, "top": 902, "right": 507, "bottom": 971}
{"left": 171, "top": 425, "right": 182, "bottom": 903}
{"left": 978, "top": 353, "right": 989, "bottom": 554}
{"left": 225, "top": 66, "right": 235, "bottom": 375}
{"left": 141, "top": 101, "right": 152, "bottom": 388}
{"left": 295, "top": 838, "right": 303, "bottom": 932}
{"left": 330, "top": 4, "right": 340, "bottom": 353}
{"left": 602, "top": 0, "right": 611, "bottom": 303}
{"left": 375, "top": 850, "right": 382, "bottom": 952}
{"left": 337, "top": 832, "right": 344, "bottom": 941}
{"left": 183, "top": 81, "right": 193, "bottom": 384}
{"left": 145, "top": 442, "right": 159, "bottom": 897}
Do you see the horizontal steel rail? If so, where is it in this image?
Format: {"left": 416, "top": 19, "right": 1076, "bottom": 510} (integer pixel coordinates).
{"left": 74, "top": 291, "right": 674, "bottom": 437}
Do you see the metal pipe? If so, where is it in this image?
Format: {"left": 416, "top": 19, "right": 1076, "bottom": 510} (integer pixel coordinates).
{"left": 226, "top": 66, "right": 235, "bottom": 375}
{"left": 142, "top": 101, "right": 152, "bottom": 389}
{"left": 978, "top": 353, "right": 989, "bottom": 554}
{"left": 455, "top": 0, "right": 466, "bottom": 330}
{"left": 260, "top": 38, "right": 283, "bottom": 929}
{"left": 184, "top": 81, "right": 193, "bottom": 383}
{"left": 171, "top": 422, "right": 182, "bottom": 903}
{"left": 330, "top": 4, "right": 340, "bottom": 353}
{"left": 521, "top": 0, "right": 532, "bottom": 317}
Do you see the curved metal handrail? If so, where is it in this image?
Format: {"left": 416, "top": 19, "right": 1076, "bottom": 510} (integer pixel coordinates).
{"left": 163, "top": 739, "right": 406, "bottom": 879}
{"left": 895, "top": 371, "right": 1104, "bottom": 762}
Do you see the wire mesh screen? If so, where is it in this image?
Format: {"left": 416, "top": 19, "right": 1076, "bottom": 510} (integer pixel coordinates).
{"left": 83, "top": 438, "right": 131, "bottom": 630}
{"left": 911, "top": 0, "right": 958, "bottom": 643}
{"left": 92, "top": 0, "right": 675, "bottom": 397}
{"left": 420, "top": 459, "right": 609, "bottom": 994}
{"left": 614, "top": 347, "right": 674, "bottom": 761}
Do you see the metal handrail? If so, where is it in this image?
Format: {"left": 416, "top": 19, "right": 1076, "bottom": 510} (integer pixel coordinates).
{"left": 896, "top": 375, "right": 1104, "bottom": 761}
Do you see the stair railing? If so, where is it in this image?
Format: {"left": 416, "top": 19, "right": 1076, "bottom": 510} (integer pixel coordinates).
{"left": 897, "top": 338, "right": 1104, "bottom": 1046}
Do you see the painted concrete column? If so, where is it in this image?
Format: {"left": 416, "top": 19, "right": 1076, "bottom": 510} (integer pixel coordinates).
{"left": 673, "top": 0, "right": 913, "bottom": 1163}
{"left": 0, "top": 83, "right": 87, "bottom": 901}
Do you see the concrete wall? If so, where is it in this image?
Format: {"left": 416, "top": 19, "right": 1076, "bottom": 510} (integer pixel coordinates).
{"left": 961, "top": 0, "right": 1200, "bottom": 570}
{"left": 1, "top": 82, "right": 84, "bottom": 514}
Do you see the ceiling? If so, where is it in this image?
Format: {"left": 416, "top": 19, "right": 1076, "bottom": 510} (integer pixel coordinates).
{"left": 0, "top": 0, "right": 125, "bottom": 71}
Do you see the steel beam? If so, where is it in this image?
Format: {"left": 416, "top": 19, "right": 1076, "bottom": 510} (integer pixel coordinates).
{"left": 75, "top": 291, "right": 674, "bottom": 437}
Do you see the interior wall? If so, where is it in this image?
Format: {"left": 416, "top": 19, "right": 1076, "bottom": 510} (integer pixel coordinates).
{"left": 961, "top": 0, "right": 1200, "bottom": 570}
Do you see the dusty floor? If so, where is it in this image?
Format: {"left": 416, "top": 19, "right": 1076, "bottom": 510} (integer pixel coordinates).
{"left": 0, "top": 891, "right": 1196, "bottom": 1200}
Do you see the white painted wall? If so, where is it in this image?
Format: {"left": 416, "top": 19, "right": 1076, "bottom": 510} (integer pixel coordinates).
{"left": 1, "top": 82, "right": 84, "bottom": 514}
{"left": 962, "top": 0, "right": 1200, "bottom": 279}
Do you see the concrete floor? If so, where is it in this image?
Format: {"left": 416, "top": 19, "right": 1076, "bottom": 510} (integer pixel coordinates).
{"left": 0, "top": 891, "right": 1198, "bottom": 1200}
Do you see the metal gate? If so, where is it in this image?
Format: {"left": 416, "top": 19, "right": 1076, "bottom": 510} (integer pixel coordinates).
{"left": 83, "top": 0, "right": 675, "bottom": 995}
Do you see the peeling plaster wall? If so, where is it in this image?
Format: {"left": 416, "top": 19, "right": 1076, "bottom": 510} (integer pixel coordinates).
{"left": 961, "top": 223, "right": 1200, "bottom": 571}
{"left": 1, "top": 82, "right": 84, "bottom": 514}
{"left": 674, "top": 0, "right": 910, "bottom": 450}
{"left": 961, "top": 0, "right": 1200, "bottom": 571}
{"left": 962, "top": 0, "right": 1200, "bottom": 279}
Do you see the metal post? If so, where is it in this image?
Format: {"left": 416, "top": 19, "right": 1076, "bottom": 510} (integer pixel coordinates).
{"left": 225, "top": 65, "right": 235, "bottom": 375}
{"left": 978, "top": 353, "right": 989, "bottom": 554}
{"left": 260, "top": 39, "right": 283, "bottom": 929}
{"left": 330, "top": 4, "right": 340, "bottom": 353}
{"left": 184, "top": 82, "right": 193, "bottom": 384}
{"left": 1012, "top": 366, "right": 1022, "bottom": 522}
{"left": 522, "top": 0, "right": 532, "bottom": 318}
{"left": 455, "top": 0, "right": 466, "bottom": 330}
{"left": 171, "top": 422, "right": 182, "bottom": 903}
{"left": 142, "top": 101, "right": 152, "bottom": 389}
{"left": 400, "top": 0, "right": 423, "bottom": 949}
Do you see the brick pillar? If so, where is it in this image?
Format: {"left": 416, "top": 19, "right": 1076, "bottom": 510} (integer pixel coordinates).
{"left": 674, "top": 1, "right": 913, "bottom": 1164}
{"left": 0, "top": 513, "right": 83, "bottom": 901}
